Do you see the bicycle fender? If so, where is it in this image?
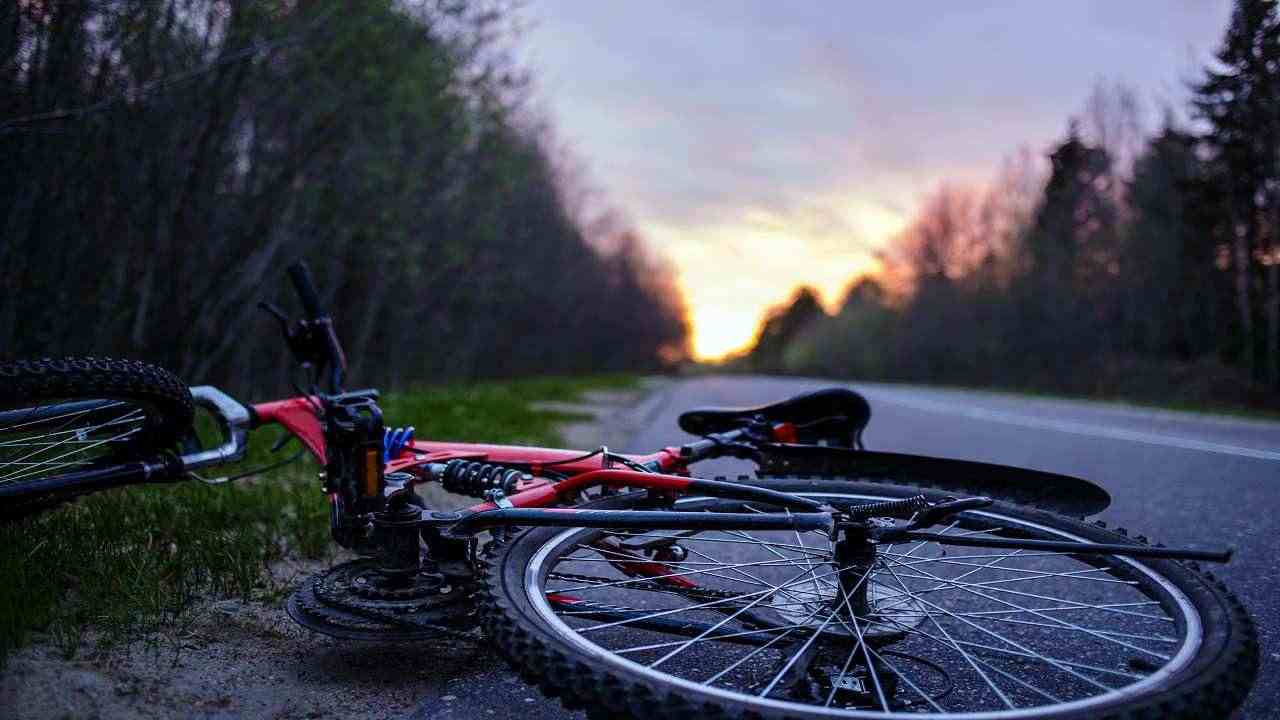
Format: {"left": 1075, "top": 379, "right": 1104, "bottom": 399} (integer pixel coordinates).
{"left": 755, "top": 443, "right": 1111, "bottom": 516}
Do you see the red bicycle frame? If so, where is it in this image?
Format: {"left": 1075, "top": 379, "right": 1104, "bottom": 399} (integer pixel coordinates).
{"left": 250, "top": 394, "right": 831, "bottom": 538}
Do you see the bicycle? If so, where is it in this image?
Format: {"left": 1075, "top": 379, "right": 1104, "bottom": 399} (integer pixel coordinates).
{"left": 0, "top": 262, "right": 1258, "bottom": 718}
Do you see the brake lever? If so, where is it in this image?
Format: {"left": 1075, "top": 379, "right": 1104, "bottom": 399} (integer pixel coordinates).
{"left": 870, "top": 496, "right": 992, "bottom": 541}
{"left": 259, "top": 300, "right": 331, "bottom": 383}
{"left": 910, "top": 496, "right": 992, "bottom": 528}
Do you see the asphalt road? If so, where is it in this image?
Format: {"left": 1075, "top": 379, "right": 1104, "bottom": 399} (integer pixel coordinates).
{"left": 411, "top": 375, "right": 1279, "bottom": 719}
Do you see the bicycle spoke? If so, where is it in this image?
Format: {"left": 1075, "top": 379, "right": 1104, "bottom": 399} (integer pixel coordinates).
{"left": 0, "top": 408, "right": 137, "bottom": 445}
{"left": 0, "top": 414, "right": 144, "bottom": 483}
{"left": 600, "top": 531, "right": 831, "bottom": 558}
{"left": 679, "top": 544, "right": 823, "bottom": 606}
{"left": 527, "top": 489, "right": 1206, "bottom": 718}
{"left": 878, "top": 558, "right": 1120, "bottom": 692}
{"left": 951, "top": 601, "right": 1167, "bottom": 621}
{"left": 967, "top": 615, "right": 1177, "bottom": 643}
{"left": 879, "top": 555, "right": 1018, "bottom": 708}
{"left": 550, "top": 555, "right": 828, "bottom": 593}
{"left": 877, "top": 566, "right": 1157, "bottom": 619}
{"left": 0, "top": 400, "right": 128, "bottom": 433}
{"left": 757, "top": 562, "right": 875, "bottom": 698}
{"left": 883, "top": 555, "right": 1173, "bottom": 660}
{"left": 721, "top": 528, "right": 832, "bottom": 567}
{"left": 576, "top": 563, "right": 850, "bottom": 634}
{"left": 861, "top": 643, "right": 949, "bottom": 712}
{"left": 826, "top": 561, "right": 889, "bottom": 711}
{"left": 900, "top": 520, "right": 958, "bottom": 560}
{"left": 701, "top": 616, "right": 820, "bottom": 686}
{"left": 647, "top": 563, "right": 815, "bottom": 669}
{"left": 889, "top": 554, "right": 1138, "bottom": 585}
{"left": 616, "top": 617, "right": 824, "bottom": 655}
{"left": 883, "top": 611, "right": 1064, "bottom": 706}
{"left": 872, "top": 613, "right": 1145, "bottom": 680}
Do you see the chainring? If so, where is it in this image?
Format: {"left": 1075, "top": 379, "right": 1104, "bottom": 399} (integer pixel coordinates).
{"left": 286, "top": 557, "right": 478, "bottom": 641}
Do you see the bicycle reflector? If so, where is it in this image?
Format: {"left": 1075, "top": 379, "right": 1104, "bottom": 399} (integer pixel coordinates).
{"left": 323, "top": 394, "right": 386, "bottom": 513}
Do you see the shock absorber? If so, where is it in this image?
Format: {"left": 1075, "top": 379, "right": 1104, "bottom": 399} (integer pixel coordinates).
{"left": 437, "top": 459, "right": 530, "bottom": 498}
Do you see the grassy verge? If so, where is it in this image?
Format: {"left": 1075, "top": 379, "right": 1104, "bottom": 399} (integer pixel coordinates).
{"left": 0, "top": 374, "right": 637, "bottom": 666}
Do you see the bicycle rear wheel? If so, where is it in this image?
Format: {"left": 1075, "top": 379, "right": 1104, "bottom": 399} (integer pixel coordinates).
{"left": 0, "top": 357, "right": 193, "bottom": 519}
{"left": 480, "top": 481, "right": 1256, "bottom": 719}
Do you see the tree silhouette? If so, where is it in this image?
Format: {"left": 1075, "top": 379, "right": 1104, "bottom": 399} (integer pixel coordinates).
{"left": 0, "top": 1, "right": 689, "bottom": 390}
{"left": 747, "top": 287, "right": 826, "bottom": 373}
{"left": 1191, "top": 0, "right": 1280, "bottom": 384}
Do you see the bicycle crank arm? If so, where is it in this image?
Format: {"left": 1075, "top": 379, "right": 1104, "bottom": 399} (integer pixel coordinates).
{"left": 443, "top": 508, "right": 835, "bottom": 536}
{"left": 888, "top": 531, "right": 1232, "bottom": 563}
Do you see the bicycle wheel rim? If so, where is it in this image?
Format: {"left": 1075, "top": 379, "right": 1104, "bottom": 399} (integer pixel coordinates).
{"left": 516, "top": 491, "right": 1204, "bottom": 718}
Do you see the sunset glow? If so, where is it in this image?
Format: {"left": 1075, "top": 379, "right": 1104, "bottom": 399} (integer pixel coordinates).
{"left": 650, "top": 197, "right": 900, "bottom": 359}
{"left": 521, "top": 1, "right": 1231, "bottom": 362}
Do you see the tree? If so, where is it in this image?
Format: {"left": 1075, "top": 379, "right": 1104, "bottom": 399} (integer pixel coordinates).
{"left": 747, "top": 287, "right": 826, "bottom": 373}
{"left": 0, "top": 1, "right": 689, "bottom": 390}
{"left": 1014, "top": 125, "right": 1119, "bottom": 367}
{"left": 1191, "top": 0, "right": 1280, "bottom": 384}
{"left": 781, "top": 278, "right": 894, "bottom": 378}
{"left": 1122, "top": 122, "right": 1222, "bottom": 359}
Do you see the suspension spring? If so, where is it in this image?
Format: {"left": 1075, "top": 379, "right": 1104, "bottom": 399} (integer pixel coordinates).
{"left": 845, "top": 494, "right": 929, "bottom": 521}
{"left": 439, "top": 459, "right": 530, "bottom": 498}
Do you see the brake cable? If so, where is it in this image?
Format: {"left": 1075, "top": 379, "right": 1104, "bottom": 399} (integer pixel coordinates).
{"left": 189, "top": 436, "right": 307, "bottom": 485}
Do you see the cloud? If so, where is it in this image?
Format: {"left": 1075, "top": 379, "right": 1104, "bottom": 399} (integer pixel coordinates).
{"left": 521, "top": 0, "right": 1232, "bottom": 357}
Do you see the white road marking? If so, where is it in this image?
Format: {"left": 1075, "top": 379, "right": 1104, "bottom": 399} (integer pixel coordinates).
{"left": 865, "top": 392, "right": 1280, "bottom": 462}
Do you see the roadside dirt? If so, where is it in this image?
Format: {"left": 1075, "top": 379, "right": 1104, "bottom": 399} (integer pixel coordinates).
{"left": 0, "top": 380, "right": 670, "bottom": 720}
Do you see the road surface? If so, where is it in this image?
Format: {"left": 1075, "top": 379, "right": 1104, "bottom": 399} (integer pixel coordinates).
{"left": 409, "top": 374, "right": 1279, "bottom": 719}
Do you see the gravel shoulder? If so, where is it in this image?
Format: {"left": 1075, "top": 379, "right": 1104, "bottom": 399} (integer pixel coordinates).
{"left": 0, "top": 380, "right": 669, "bottom": 720}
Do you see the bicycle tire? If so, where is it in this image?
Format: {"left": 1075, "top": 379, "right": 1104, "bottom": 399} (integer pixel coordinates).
{"left": 480, "top": 481, "right": 1256, "bottom": 719}
{"left": 0, "top": 357, "right": 193, "bottom": 520}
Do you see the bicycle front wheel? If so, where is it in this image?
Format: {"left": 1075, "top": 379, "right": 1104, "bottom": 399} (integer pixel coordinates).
{"left": 0, "top": 357, "right": 193, "bottom": 519}
{"left": 480, "top": 481, "right": 1256, "bottom": 719}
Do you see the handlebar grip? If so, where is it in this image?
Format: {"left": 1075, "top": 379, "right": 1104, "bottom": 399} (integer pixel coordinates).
{"left": 286, "top": 261, "right": 326, "bottom": 318}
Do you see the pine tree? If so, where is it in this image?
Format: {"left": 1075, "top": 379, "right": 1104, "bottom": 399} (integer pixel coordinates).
{"left": 1016, "top": 125, "right": 1117, "bottom": 363}
{"left": 1191, "top": 0, "right": 1280, "bottom": 384}
{"left": 749, "top": 288, "right": 827, "bottom": 373}
{"left": 1124, "top": 123, "right": 1219, "bottom": 358}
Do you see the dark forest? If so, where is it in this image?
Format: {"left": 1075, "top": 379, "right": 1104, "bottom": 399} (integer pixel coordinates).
{"left": 1, "top": 1, "right": 689, "bottom": 394}
{"left": 742, "top": 0, "right": 1279, "bottom": 411}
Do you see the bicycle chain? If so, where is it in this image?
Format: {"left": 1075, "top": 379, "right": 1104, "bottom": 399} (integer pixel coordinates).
{"left": 289, "top": 559, "right": 480, "bottom": 641}
{"left": 317, "top": 577, "right": 476, "bottom": 638}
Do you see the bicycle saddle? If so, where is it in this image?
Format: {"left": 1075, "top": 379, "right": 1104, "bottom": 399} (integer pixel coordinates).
{"left": 678, "top": 387, "right": 871, "bottom": 448}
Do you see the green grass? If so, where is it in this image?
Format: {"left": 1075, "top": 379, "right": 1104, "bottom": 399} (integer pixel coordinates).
{"left": 0, "top": 374, "right": 637, "bottom": 665}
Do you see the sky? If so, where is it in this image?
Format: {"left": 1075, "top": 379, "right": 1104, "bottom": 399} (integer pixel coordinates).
{"left": 517, "top": 2, "right": 1233, "bottom": 359}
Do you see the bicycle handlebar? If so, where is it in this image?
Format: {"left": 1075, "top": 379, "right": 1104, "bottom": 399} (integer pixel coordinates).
{"left": 180, "top": 386, "right": 252, "bottom": 471}
{"left": 283, "top": 260, "right": 348, "bottom": 391}
{"left": 287, "top": 261, "right": 326, "bottom": 320}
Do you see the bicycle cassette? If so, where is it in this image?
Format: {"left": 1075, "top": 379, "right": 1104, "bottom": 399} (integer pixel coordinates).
{"left": 286, "top": 558, "right": 478, "bottom": 641}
